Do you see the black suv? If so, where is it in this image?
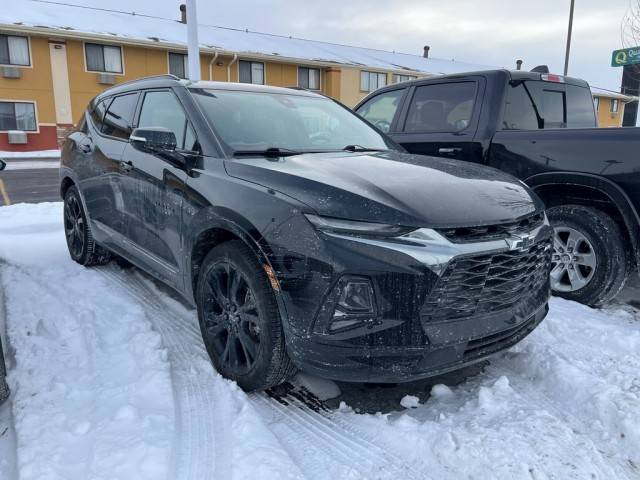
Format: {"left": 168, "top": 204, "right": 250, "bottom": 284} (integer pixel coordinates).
{"left": 61, "top": 75, "right": 552, "bottom": 391}
{"left": 355, "top": 69, "right": 640, "bottom": 306}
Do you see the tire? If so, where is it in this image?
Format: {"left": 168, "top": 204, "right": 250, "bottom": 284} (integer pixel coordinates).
{"left": 195, "top": 240, "right": 295, "bottom": 391}
{"left": 63, "top": 186, "right": 111, "bottom": 266}
{"left": 547, "top": 205, "right": 630, "bottom": 307}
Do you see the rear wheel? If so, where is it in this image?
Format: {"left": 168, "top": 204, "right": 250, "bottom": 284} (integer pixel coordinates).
{"left": 547, "top": 205, "right": 629, "bottom": 307}
{"left": 196, "top": 240, "right": 295, "bottom": 391}
{"left": 63, "top": 186, "right": 110, "bottom": 266}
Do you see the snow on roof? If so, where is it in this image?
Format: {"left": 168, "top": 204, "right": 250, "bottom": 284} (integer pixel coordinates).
{"left": 1, "top": 1, "right": 495, "bottom": 74}
{"left": 590, "top": 86, "right": 638, "bottom": 103}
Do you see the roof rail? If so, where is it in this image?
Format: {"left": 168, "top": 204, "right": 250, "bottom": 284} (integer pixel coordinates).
{"left": 99, "top": 74, "right": 182, "bottom": 94}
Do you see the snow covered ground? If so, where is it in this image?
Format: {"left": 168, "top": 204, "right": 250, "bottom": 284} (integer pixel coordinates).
{"left": 0, "top": 150, "right": 60, "bottom": 160}
{"left": 1, "top": 202, "right": 639, "bottom": 480}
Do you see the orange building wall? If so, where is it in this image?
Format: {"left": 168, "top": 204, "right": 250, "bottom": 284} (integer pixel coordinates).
{"left": 0, "top": 36, "right": 58, "bottom": 150}
{"left": 595, "top": 96, "right": 627, "bottom": 127}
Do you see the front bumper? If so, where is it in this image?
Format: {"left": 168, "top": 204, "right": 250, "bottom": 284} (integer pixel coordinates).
{"left": 273, "top": 218, "right": 552, "bottom": 383}
{"left": 289, "top": 301, "right": 548, "bottom": 383}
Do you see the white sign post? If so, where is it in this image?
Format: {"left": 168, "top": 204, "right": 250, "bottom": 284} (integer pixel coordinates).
{"left": 186, "top": 0, "right": 201, "bottom": 82}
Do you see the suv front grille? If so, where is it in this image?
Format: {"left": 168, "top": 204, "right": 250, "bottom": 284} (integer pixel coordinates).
{"left": 421, "top": 239, "right": 551, "bottom": 323}
{"left": 437, "top": 212, "right": 544, "bottom": 243}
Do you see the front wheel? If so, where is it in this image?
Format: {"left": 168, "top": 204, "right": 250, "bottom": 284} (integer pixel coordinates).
{"left": 195, "top": 240, "right": 295, "bottom": 391}
{"left": 547, "top": 205, "right": 630, "bottom": 307}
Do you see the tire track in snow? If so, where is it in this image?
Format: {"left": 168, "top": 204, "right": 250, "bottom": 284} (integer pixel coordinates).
{"left": 99, "top": 267, "right": 232, "bottom": 480}
{"left": 101, "top": 267, "right": 428, "bottom": 480}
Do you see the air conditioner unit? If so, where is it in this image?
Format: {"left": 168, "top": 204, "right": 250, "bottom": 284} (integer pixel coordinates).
{"left": 0, "top": 66, "right": 21, "bottom": 79}
{"left": 7, "top": 131, "right": 28, "bottom": 144}
{"left": 97, "top": 73, "right": 116, "bottom": 85}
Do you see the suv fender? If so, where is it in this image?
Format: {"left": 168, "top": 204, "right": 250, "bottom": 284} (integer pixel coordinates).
{"left": 183, "top": 206, "right": 291, "bottom": 329}
{"left": 526, "top": 171, "right": 640, "bottom": 269}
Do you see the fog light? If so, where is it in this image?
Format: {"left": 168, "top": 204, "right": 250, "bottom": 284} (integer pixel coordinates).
{"left": 327, "top": 277, "right": 376, "bottom": 332}
{"left": 337, "top": 280, "right": 374, "bottom": 313}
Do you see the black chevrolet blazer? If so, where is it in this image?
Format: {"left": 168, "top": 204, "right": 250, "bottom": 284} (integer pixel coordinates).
{"left": 60, "top": 75, "right": 552, "bottom": 391}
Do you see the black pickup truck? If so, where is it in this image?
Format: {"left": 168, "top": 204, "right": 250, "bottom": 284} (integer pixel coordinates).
{"left": 355, "top": 69, "right": 639, "bottom": 306}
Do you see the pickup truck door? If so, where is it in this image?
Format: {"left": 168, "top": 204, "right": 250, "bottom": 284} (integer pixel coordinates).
{"left": 390, "top": 78, "right": 485, "bottom": 163}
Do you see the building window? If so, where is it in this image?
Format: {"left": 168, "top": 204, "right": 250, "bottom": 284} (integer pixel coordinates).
{"left": 0, "top": 101, "right": 37, "bottom": 131}
{"left": 593, "top": 96, "right": 599, "bottom": 112}
{"left": 85, "top": 43, "right": 123, "bottom": 74}
{"left": 360, "top": 71, "right": 387, "bottom": 92}
{"left": 0, "top": 34, "right": 30, "bottom": 66}
{"left": 298, "top": 67, "right": 320, "bottom": 90}
{"left": 168, "top": 52, "right": 188, "bottom": 79}
{"left": 393, "top": 74, "right": 416, "bottom": 84}
{"left": 610, "top": 98, "right": 620, "bottom": 113}
{"left": 239, "top": 60, "right": 264, "bottom": 85}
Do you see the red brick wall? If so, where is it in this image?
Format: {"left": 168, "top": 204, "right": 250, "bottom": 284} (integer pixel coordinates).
{"left": 0, "top": 125, "right": 59, "bottom": 151}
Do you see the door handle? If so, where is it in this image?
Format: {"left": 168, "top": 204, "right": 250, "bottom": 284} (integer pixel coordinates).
{"left": 120, "top": 160, "right": 134, "bottom": 172}
{"left": 438, "top": 147, "right": 462, "bottom": 155}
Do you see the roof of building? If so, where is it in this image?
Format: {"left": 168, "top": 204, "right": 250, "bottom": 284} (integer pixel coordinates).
{"left": 1, "top": 1, "right": 495, "bottom": 75}
{"left": 590, "top": 86, "right": 638, "bottom": 103}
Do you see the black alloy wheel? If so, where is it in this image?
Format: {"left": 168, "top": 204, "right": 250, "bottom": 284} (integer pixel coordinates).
{"left": 196, "top": 240, "right": 295, "bottom": 391}
{"left": 64, "top": 193, "right": 85, "bottom": 259}
{"left": 63, "top": 186, "right": 110, "bottom": 266}
{"left": 201, "top": 261, "right": 261, "bottom": 375}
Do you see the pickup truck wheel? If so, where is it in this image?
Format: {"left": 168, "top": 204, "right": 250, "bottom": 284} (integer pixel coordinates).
{"left": 195, "top": 240, "right": 296, "bottom": 391}
{"left": 547, "top": 205, "right": 629, "bottom": 307}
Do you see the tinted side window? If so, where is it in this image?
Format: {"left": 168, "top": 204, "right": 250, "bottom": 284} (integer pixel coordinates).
{"left": 502, "top": 83, "right": 540, "bottom": 130}
{"left": 566, "top": 85, "right": 596, "bottom": 128}
{"left": 138, "top": 91, "right": 191, "bottom": 149}
{"left": 403, "top": 82, "right": 477, "bottom": 133}
{"left": 542, "top": 89, "right": 565, "bottom": 128}
{"left": 356, "top": 89, "right": 405, "bottom": 132}
{"left": 102, "top": 93, "right": 138, "bottom": 139}
{"left": 90, "top": 99, "right": 109, "bottom": 131}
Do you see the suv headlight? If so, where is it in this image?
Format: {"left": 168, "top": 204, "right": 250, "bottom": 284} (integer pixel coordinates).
{"left": 304, "top": 214, "right": 415, "bottom": 237}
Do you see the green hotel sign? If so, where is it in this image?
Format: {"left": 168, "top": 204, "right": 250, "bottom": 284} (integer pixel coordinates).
{"left": 612, "top": 47, "right": 640, "bottom": 67}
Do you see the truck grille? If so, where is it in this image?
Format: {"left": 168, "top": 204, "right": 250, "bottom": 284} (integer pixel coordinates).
{"left": 438, "top": 213, "right": 544, "bottom": 243}
{"left": 421, "top": 239, "right": 551, "bottom": 323}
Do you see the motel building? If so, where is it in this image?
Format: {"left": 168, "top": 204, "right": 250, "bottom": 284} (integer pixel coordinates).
{"left": 590, "top": 87, "right": 638, "bottom": 127}
{"left": 0, "top": 2, "right": 491, "bottom": 152}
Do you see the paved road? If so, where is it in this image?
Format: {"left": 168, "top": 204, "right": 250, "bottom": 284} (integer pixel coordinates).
{"left": 0, "top": 168, "right": 60, "bottom": 205}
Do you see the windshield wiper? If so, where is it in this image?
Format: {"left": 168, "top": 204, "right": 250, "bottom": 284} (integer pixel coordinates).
{"left": 233, "top": 147, "right": 304, "bottom": 158}
{"left": 342, "top": 145, "right": 386, "bottom": 153}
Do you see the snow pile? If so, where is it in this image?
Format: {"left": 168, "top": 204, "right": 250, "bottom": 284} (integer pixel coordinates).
{"left": 0, "top": 203, "right": 174, "bottom": 480}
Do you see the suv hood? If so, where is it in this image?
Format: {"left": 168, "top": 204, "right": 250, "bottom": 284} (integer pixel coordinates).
{"left": 225, "top": 150, "right": 543, "bottom": 228}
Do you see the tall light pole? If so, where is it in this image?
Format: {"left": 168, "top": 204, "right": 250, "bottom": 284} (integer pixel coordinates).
{"left": 186, "top": 0, "right": 201, "bottom": 81}
{"left": 564, "top": 0, "right": 575, "bottom": 76}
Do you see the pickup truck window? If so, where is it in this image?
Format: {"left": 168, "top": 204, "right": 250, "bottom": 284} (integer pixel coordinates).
{"left": 355, "top": 88, "right": 405, "bottom": 133}
{"left": 403, "top": 82, "right": 476, "bottom": 133}
{"left": 503, "top": 81, "right": 596, "bottom": 130}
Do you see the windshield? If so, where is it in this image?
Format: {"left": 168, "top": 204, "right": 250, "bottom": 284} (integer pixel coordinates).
{"left": 190, "top": 88, "right": 392, "bottom": 154}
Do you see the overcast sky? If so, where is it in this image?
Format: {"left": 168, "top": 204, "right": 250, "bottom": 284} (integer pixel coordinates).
{"left": 76, "top": 0, "right": 634, "bottom": 91}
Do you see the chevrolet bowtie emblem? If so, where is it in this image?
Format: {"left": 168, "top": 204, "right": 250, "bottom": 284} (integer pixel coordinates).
{"left": 507, "top": 233, "right": 535, "bottom": 251}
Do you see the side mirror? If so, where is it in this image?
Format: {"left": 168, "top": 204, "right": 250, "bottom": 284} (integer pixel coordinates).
{"left": 0, "top": 159, "right": 5, "bottom": 171}
{"left": 130, "top": 127, "right": 177, "bottom": 152}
